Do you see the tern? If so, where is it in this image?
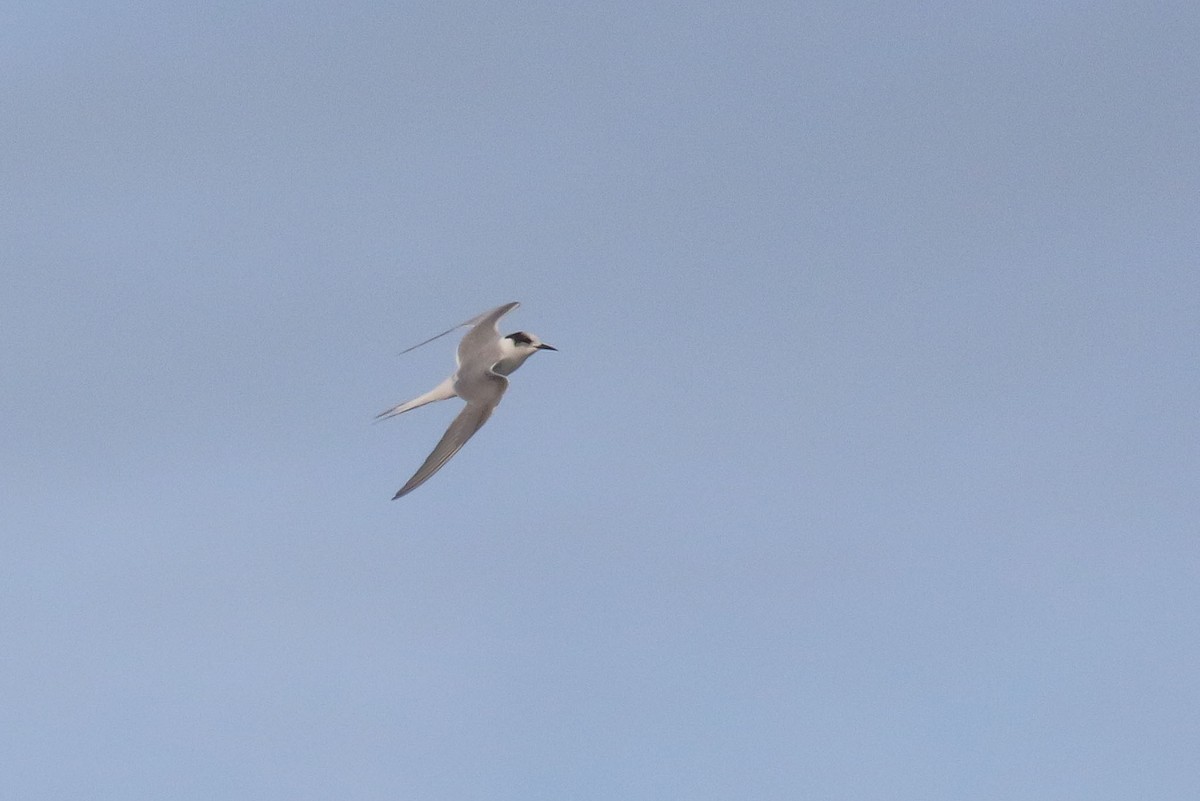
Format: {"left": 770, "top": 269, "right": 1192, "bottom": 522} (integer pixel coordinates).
{"left": 377, "top": 301, "right": 556, "bottom": 499}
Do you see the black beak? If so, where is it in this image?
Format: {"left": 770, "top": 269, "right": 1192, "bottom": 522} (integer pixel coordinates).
{"left": 537, "top": 343, "right": 558, "bottom": 351}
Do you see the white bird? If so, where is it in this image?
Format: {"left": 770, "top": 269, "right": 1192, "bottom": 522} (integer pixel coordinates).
{"left": 377, "top": 301, "right": 556, "bottom": 499}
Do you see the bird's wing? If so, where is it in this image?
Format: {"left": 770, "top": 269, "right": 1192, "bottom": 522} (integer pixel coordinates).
{"left": 398, "top": 301, "right": 519, "bottom": 356}
{"left": 456, "top": 301, "right": 519, "bottom": 366}
{"left": 392, "top": 372, "right": 507, "bottom": 499}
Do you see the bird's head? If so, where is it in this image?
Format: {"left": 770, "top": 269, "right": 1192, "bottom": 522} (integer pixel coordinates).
{"left": 504, "top": 331, "right": 557, "bottom": 353}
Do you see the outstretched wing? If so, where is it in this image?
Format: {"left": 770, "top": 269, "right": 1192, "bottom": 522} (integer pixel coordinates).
{"left": 398, "top": 301, "right": 519, "bottom": 356}
{"left": 391, "top": 372, "right": 508, "bottom": 499}
{"left": 456, "top": 301, "right": 519, "bottom": 366}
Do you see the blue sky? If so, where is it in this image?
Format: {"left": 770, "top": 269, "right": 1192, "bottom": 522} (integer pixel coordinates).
{"left": 3, "top": 2, "right": 1198, "bottom": 798}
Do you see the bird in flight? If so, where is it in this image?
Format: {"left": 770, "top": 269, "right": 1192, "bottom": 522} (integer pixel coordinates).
{"left": 377, "top": 301, "right": 556, "bottom": 499}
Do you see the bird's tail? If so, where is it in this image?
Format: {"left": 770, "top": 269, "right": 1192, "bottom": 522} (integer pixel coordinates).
{"left": 375, "top": 376, "right": 457, "bottom": 422}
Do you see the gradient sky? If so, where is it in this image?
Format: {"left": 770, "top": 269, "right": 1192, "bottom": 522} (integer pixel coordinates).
{"left": 3, "top": 2, "right": 1198, "bottom": 799}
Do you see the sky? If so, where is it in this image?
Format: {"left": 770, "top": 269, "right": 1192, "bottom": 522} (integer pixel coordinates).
{"left": 2, "top": 1, "right": 1198, "bottom": 798}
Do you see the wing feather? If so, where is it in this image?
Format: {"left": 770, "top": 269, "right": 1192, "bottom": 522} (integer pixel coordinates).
{"left": 456, "top": 302, "right": 519, "bottom": 366}
{"left": 399, "top": 301, "right": 519, "bottom": 356}
{"left": 391, "top": 373, "right": 507, "bottom": 499}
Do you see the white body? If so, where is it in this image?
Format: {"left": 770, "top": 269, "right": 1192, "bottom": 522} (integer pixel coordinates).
{"left": 378, "top": 302, "right": 554, "bottom": 499}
